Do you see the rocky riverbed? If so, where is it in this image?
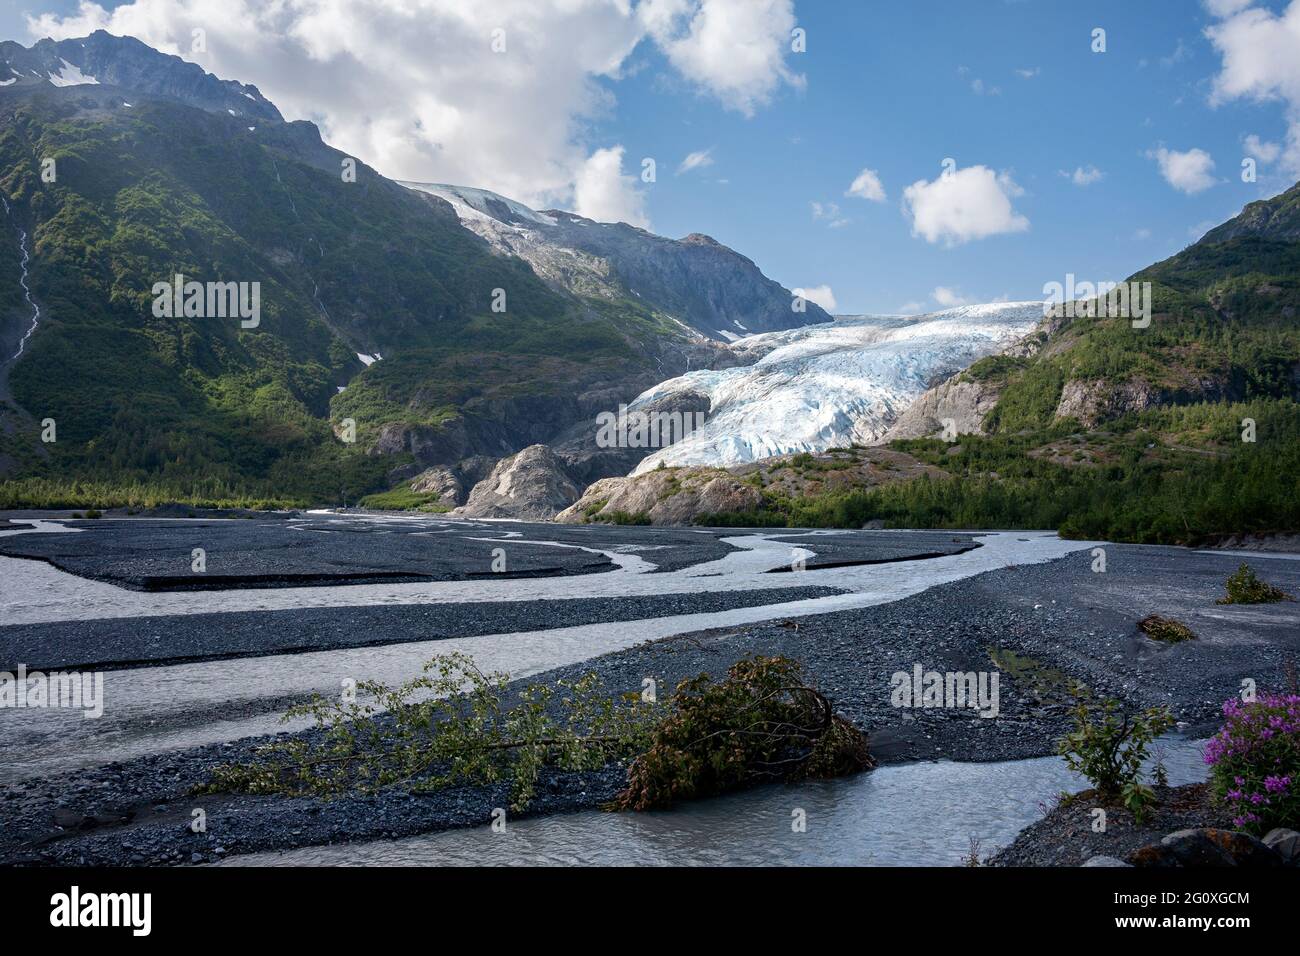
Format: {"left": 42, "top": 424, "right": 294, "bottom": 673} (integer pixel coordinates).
{"left": 1, "top": 516, "right": 1297, "bottom": 866}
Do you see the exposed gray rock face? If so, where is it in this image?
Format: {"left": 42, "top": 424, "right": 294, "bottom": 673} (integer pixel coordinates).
{"left": 408, "top": 466, "right": 463, "bottom": 507}
{"left": 1053, "top": 379, "right": 1162, "bottom": 428}
{"left": 556, "top": 469, "right": 762, "bottom": 525}
{"left": 0, "top": 32, "right": 282, "bottom": 122}
{"left": 1052, "top": 375, "right": 1240, "bottom": 429}
{"left": 882, "top": 377, "right": 1001, "bottom": 441}
{"left": 400, "top": 183, "right": 832, "bottom": 341}
{"left": 454, "top": 444, "right": 581, "bottom": 520}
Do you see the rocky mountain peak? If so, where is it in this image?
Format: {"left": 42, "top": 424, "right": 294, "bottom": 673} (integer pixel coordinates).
{"left": 0, "top": 31, "right": 282, "bottom": 123}
{"left": 1199, "top": 181, "right": 1300, "bottom": 245}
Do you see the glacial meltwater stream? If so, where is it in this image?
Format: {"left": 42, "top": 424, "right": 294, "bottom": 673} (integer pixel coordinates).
{"left": 223, "top": 737, "right": 1210, "bottom": 867}
{"left": 1, "top": 195, "right": 41, "bottom": 363}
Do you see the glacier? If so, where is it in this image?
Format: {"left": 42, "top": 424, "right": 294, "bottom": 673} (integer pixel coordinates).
{"left": 628, "top": 302, "right": 1044, "bottom": 474}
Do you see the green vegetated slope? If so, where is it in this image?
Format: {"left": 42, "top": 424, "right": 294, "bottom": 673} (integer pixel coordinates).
{"left": 0, "top": 84, "right": 661, "bottom": 507}
{"left": 709, "top": 185, "right": 1300, "bottom": 543}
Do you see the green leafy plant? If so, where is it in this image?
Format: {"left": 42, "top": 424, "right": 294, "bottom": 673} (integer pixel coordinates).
{"left": 1216, "top": 563, "right": 1290, "bottom": 605}
{"left": 203, "top": 652, "right": 660, "bottom": 811}
{"left": 1057, "top": 690, "right": 1175, "bottom": 823}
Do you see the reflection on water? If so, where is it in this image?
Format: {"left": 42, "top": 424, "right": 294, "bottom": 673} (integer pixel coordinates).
{"left": 224, "top": 737, "right": 1208, "bottom": 867}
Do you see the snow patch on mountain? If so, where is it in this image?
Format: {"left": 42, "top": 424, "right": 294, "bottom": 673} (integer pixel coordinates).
{"left": 47, "top": 58, "right": 98, "bottom": 87}
{"left": 628, "top": 302, "right": 1044, "bottom": 474}
{"left": 402, "top": 182, "right": 559, "bottom": 228}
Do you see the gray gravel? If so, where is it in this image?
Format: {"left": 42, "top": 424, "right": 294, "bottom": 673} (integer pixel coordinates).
{"left": 3, "top": 541, "right": 1295, "bottom": 867}
{"left": 990, "top": 784, "right": 1233, "bottom": 866}
{"left": 0, "top": 585, "right": 845, "bottom": 671}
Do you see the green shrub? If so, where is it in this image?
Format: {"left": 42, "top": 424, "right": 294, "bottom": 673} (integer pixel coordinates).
{"left": 1217, "top": 563, "right": 1290, "bottom": 605}
{"left": 1057, "top": 691, "right": 1175, "bottom": 822}
{"left": 596, "top": 509, "right": 651, "bottom": 525}
{"left": 612, "top": 655, "right": 873, "bottom": 810}
{"left": 358, "top": 487, "right": 451, "bottom": 512}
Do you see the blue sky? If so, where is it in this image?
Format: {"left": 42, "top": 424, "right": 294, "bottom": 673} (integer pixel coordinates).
{"left": 5, "top": 0, "right": 1299, "bottom": 314}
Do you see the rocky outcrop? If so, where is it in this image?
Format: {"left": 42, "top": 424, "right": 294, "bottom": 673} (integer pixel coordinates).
{"left": 1052, "top": 379, "right": 1163, "bottom": 428}
{"left": 453, "top": 444, "right": 581, "bottom": 520}
{"left": 882, "top": 376, "right": 1002, "bottom": 441}
{"left": 558, "top": 447, "right": 945, "bottom": 526}
{"left": 408, "top": 466, "right": 463, "bottom": 507}
{"left": 556, "top": 468, "right": 762, "bottom": 525}
{"left": 1052, "top": 375, "right": 1239, "bottom": 429}
{"left": 1199, "top": 180, "right": 1300, "bottom": 244}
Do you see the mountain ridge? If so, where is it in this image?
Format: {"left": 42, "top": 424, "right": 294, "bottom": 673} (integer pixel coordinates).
{"left": 402, "top": 181, "right": 831, "bottom": 342}
{"left": 0, "top": 32, "right": 823, "bottom": 507}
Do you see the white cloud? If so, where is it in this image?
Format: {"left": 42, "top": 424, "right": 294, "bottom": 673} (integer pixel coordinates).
{"left": 1244, "top": 134, "right": 1282, "bottom": 163}
{"left": 1160, "top": 38, "right": 1190, "bottom": 69}
{"left": 676, "top": 148, "right": 715, "bottom": 175}
{"left": 957, "top": 65, "right": 999, "bottom": 96}
{"left": 897, "top": 301, "right": 926, "bottom": 315}
{"left": 932, "top": 287, "right": 968, "bottom": 307}
{"left": 1014, "top": 67, "right": 1040, "bottom": 79}
{"left": 1060, "top": 165, "right": 1104, "bottom": 186}
{"left": 901, "top": 165, "right": 1030, "bottom": 246}
{"left": 810, "top": 201, "right": 849, "bottom": 227}
{"left": 1147, "top": 146, "right": 1217, "bottom": 194}
{"left": 1204, "top": 0, "right": 1254, "bottom": 17}
{"left": 845, "top": 167, "right": 886, "bottom": 202}
{"left": 793, "top": 285, "right": 836, "bottom": 312}
{"left": 640, "top": 0, "right": 804, "bottom": 117}
{"left": 574, "top": 146, "right": 649, "bottom": 227}
{"left": 1205, "top": 0, "right": 1300, "bottom": 176}
{"left": 27, "top": 0, "right": 800, "bottom": 215}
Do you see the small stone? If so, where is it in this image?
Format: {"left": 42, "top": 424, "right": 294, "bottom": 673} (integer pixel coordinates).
{"left": 1262, "top": 828, "right": 1300, "bottom": 865}
{"left": 1082, "top": 855, "right": 1131, "bottom": 867}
